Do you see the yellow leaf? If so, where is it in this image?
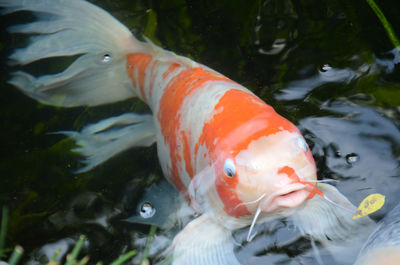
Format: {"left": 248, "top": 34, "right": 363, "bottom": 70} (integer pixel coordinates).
{"left": 353, "top": 193, "right": 385, "bottom": 220}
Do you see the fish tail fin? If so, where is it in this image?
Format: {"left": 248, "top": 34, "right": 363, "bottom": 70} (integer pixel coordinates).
{"left": 166, "top": 214, "right": 242, "bottom": 265}
{"left": 1, "top": 0, "right": 148, "bottom": 107}
{"left": 289, "top": 183, "right": 377, "bottom": 263}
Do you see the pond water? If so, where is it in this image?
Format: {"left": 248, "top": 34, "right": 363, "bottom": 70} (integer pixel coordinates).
{"left": 1, "top": 0, "right": 400, "bottom": 264}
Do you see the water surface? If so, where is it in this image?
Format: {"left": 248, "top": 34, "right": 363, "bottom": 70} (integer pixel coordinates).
{"left": 1, "top": 0, "right": 400, "bottom": 264}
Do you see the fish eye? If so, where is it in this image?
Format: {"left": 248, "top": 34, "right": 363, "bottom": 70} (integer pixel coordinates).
{"left": 224, "top": 158, "right": 236, "bottom": 178}
{"left": 297, "top": 137, "right": 308, "bottom": 152}
{"left": 140, "top": 202, "right": 156, "bottom": 218}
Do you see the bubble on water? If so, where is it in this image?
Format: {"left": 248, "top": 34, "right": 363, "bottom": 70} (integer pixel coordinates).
{"left": 346, "top": 153, "right": 359, "bottom": 164}
{"left": 320, "top": 64, "right": 332, "bottom": 72}
{"left": 102, "top": 54, "right": 112, "bottom": 63}
{"left": 140, "top": 202, "right": 156, "bottom": 218}
{"left": 259, "top": 38, "right": 286, "bottom": 55}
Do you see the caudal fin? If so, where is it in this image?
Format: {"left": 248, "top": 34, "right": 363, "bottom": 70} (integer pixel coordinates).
{"left": 1, "top": 0, "right": 148, "bottom": 106}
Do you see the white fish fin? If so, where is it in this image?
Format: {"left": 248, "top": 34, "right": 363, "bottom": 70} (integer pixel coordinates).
{"left": 354, "top": 203, "right": 400, "bottom": 265}
{"left": 1, "top": 0, "right": 149, "bottom": 106}
{"left": 142, "top": 36, "right": 199, "bottom": 69}
{"left": 168, "top": 214, "right": 241, "bottom": 265}
{"left": 289, "top": 183, "right": 376, "bottom": 263}
{"left": 59, "top": 113, "right": 156, "bottom": 173}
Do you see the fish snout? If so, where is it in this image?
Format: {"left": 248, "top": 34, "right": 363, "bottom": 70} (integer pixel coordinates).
{"left": 277, "top": 166, "right": 301, "bottom": 185}
{"left": 259, "top": 166, "right": 310, "bottom": 213}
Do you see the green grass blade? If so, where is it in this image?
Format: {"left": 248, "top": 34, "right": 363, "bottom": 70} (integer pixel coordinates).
{"left": 140, "top": 225, "right": 157, "bottom": 265}
{"left": 65, "top": 235, "right": 86, "bottom": 265}
{"left": 366, "top": 0, "right": 400, "bottom": 49}
{"left": 7, "top": 245, "right": 23, "bottom": 265}
{"left": 0, "top": 207, "right": 8, "bottom": 258}
{"left": 109, "top": 250, "right": 136, "bottom": 265}
{"left": 76, "top": 255, "right": 90, "bottom": 265}
{"left": 50, "top": 248, "right": 61, "bottom": 263}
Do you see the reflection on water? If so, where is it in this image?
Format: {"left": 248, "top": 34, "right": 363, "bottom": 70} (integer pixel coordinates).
{"left": 1, "top": 0, "right": 400, "bottom": 265}
{"left": 276, "top": 66, "right": 357, "bottom": 101}
{"left": 300, "top": 99, "right": 400, "bottom": 210}
{"left": 277, "top": 48, "right": 400, "bottom": 101}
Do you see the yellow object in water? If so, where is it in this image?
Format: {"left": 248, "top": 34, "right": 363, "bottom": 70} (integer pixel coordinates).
{"left": 353, "top": 193, "right": 385, "bottom": 220}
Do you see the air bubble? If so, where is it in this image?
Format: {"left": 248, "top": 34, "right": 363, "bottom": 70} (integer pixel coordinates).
{"left": 320, "top": 64, "right": 332, "bottom": 72}
{"left": 346, "top": 153, "right": 359, "bottom": 164}
{"left": 102, "top": 54, "right": 112, "bottom": 63}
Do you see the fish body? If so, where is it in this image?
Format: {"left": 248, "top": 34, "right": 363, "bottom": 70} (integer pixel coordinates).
{"left": 125, "top": 51, "right": 318, "bottom": 229}
{"left": 1, "top": 0, "right": 375, "bottom": 264}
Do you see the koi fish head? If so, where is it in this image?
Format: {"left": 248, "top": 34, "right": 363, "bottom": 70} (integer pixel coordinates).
{"left": 243, "top": 132, "right": 317, "bottom": 208}
{"left": 196, "top": 91, "right": 318, "bottom": 221}
{"left": 193, "top": 89, "right": 319, "bottom": 226}
{"left": 213, "top": 129, "right": 317, "bottom": 219}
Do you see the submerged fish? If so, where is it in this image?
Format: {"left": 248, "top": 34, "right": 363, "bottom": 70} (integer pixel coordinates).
{"left": 354, "top": 203, "right": 400, "bottom": 265}
{"left": 123, "top": 179, "right": 192, "bottom": 230}
{"left": 1, "top": 0, "right": 374, "bottom": 263}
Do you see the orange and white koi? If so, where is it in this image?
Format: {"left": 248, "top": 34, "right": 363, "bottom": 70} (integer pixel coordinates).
{"left": 1, "top": 0, "right": 375, "bottom": 264}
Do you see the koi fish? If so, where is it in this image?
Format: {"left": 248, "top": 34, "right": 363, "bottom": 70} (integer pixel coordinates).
{"left": 1, "top": 0, "right": 375, "bottom": 263}
{"left": 354, "top": 203, "right": 400, "bottom": 265}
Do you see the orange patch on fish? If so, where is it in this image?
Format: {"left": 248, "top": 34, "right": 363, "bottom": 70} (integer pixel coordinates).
{"left": 126, "top": 53, "right": 153, "bottom": 101}
{"left": 181, "top": 130, "right": 194, "bottom": 179}
{"left": 197, "top": 90, "right": 298, "bottom": 158}
{"left": 278, "top": 166, "right": 323, "bottom": 199}
{"left": 157, "top": 67, "right": 230, "bottom": 199}
{"left": 162, "top": 62, "right": 181, "bottom": 79}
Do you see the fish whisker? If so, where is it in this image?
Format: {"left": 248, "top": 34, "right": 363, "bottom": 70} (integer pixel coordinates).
{"left": 234, "top": 193, "right": 266, "bottom": 210}
{"left": 247, "top": 206, "right": 262, "bottom": 242}
{"left": 244, "top": 187, "right": 302, "bottom": 242}
{"left": 306, "top": 179, "right": 339, "bottom": 183}
{"left": 320, "top": 194, "right": 354, "bottom": 213}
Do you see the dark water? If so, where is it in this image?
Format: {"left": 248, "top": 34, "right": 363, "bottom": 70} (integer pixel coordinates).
{"left": 1, "top": 0, "right": 400, "bottom": 264}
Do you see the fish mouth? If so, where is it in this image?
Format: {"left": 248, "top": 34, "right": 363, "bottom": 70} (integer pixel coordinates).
{"left": 259, "top": 183, "right": 310, "bottom": 213}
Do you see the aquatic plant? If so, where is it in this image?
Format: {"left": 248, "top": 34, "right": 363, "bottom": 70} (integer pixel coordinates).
{"left": 0, "top": 207, "right": 137, "bottom": 265}
{"left": 366, "top": 0, "right": 400, "bottom": 49}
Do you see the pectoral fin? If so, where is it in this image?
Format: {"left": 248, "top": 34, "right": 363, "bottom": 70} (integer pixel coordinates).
{"left": 169, "top": 214, "right": 241, "bottom": 265}
{"left": 60, "top": 113, "right": 156, "bottom": 172}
